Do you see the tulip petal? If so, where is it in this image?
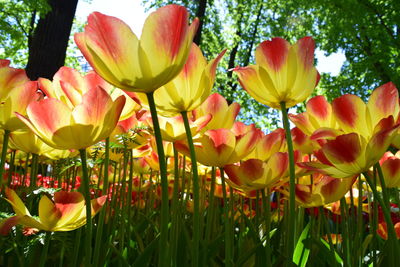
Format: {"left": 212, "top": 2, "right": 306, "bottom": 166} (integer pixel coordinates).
{"left": 75, "top": 12, "right": 140, "bottom": 90}
{"left": 368, "top": 82, "right": 399, "bottom": 127}
{"left": 4, "top": 188, "right": 30, "bottom": 216}
{"left": 332, "top": 94, "right": 370, "bottom": 137}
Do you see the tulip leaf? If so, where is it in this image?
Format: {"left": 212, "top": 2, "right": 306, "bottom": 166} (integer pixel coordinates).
{"left": 293, "top": 221, "right": 311, "bottom": 267}
{"left": 132, "top": 234, "right": 160, "bottom": 266}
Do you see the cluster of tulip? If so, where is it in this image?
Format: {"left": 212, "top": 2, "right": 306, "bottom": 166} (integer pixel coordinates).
{"left": 1, "top": 4, "right": 400, "bottom": 266}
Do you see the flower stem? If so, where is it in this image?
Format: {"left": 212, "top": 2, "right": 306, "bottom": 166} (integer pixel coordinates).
{"left": 79, "top": 148, "right": 92, "bottom": 266}
{"left": 0, "top": 130, "right": 10, "bottom": 186}
{"left": 93, "top": 138, "right": 110, "bottom": 267}
{"left": 280, "top": 101, "right": 296, "bottom": 265}
{"left": 38, "top": 231, "right": 51, "bottom": 267}
{"left": 363, "top": 171, "right": 400, "bottom": 261}
{"left": 181, "top": 111, "right": 200, "bottom": 267}
{"left": 146, "top": 92, "right": 169, "bottom": 267}
{"left": 220, "top": 167, "right": 233, "bottom": 267}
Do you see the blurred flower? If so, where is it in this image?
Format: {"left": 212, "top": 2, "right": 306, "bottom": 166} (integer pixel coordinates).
{"left": 378, "top": 151, "right": 400, "bottom": 188}
{"left": 295, "top": 173, "right": 356, "bottom": 208}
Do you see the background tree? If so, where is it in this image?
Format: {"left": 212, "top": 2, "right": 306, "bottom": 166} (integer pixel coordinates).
{"left": 143, "top": 0, "right": 399, "bottom": 129}
{"left": 25, "top": 0, "right": 79, "bottom": 80}
{"left": 0, "top": 0, "right": 82, "bottom": 78}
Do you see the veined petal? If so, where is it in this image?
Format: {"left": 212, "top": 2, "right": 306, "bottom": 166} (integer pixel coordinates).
{"left": 233, "top": 65, "right": 280, "bottom": 108}
{"left": 294, "top": 37, "right": 315, "bottom": 71}
{"left": 367, "top": 82, "right": 399, "bottom": 127}
{"left": 322, "top": 133, "right": 361, "bottom": 164}
{"left": 38, "top": 195, "right": 61, "bottom": 230}
{"left": 245, "top": 128, "right": 286, "bottom": 161}
{"left": 72, "top": 87, "right": 113, "bottom": 125}
{"left": 288, "top": 112, "right": 313, "bottom": 136}
{"left": 255, "top": 37, "right": 290, "bottom": 71}
{"left": 140, "top": 5, "right": 199, "bottom": 88}
{"left": 52, "top": 191, "right": 85, "bottom": 230}
{"left": 224, "top": 159, "right": 266, "bottom": 191}
{"left": 332, "top": 94, "right": 370, "bottom": 137}
{"left": 4, "top": 188, "right": 31, "bottom": 216}
{"left": 307, "top": 95, "right": 333, "bottom": 125}
{"left": 0, "top": 62, "right": 29, "bottom": 101}
{"left": 22, "top": 98, "right": 72, "bottom": 147}
{"left": 75, "top": 12, "right": 140, "bottom": 90}
{"left": 198, "top": 93, "right": 240, "bottom": 130}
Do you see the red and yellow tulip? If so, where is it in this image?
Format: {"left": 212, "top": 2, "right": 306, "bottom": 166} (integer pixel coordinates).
{"left": 175, "top": 122, "right": 262, "bottom": 167}
{"left": 16, "top": 86, "right": 125, "bottom": 150}
{"left": 0, "top": 59, "right": 29, "bottom": 101}
{"left": 75, "top": 5, "right": 199, "bottom": 93}
{"left": 139, "top": 44, "right": 226, "bottom": 116}
{"left": 233, "top": 37, "right": 319, "bottom": 109}
{"left": 194, "top": 93, "right": 240, "bottom": 131}
{"left": 295, "top": 173, "right": 356, "bottom": 208}
{"left": 39, "top": 67, "right": 140, "bottom": 121}
{"left": 0, "top": 188, "right": 106, "bottom": 234}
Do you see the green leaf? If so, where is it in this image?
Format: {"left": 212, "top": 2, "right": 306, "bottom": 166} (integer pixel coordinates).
{"left": 293, "top": 221, "right": 311, "bottom": 267}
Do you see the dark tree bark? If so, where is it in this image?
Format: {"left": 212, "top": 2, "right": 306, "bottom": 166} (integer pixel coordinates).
{"left": 193, "top": 0, "right": 207, "bottom": 45}
{"left": 25, "top": 0, "right": 78, "bottom": 80}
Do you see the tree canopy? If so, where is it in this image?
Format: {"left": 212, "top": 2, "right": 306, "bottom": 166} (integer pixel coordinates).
{"left": 143, "top": 0, "right": 399, "bottom": 129}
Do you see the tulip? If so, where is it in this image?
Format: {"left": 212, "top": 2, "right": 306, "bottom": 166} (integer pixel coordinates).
{"left": 194, "top": 93, "right": 240, "bottom": 131}
{"left": 175, "top": 122, "right": 262, "bottom": 167}
{"left": 232, "top": 37, "right": 319, "bottom": 109}
{"left": 155, "top": 114, "right": 211, "bottom": 142}
{"left": 75, "top": 5, "right": 199, "bottom": 93}
{"left": 138, "top": 44, "right": 226, "bottom": 116}
{"left": 295, "top": 173, "right": 356, "bottom": 208}
{"left": 0, "top": 188, "right": 106, "bottom": 234}
{"left": 9, "top": 129, "right": 66, "bottom": 156}
{"left": 16, "top": 86, "right": 125, "bottom": 150}
{"left": 39, "top": 67, "right": 140, "bottom": 121}
{"left": 332, "top": 82, "right": 399, "bottom": 139}
{"left": 299, "top": 129, "right": 398, "bottom": 178}
{"left": 244, "top": 128, "right": 286, "bottom": 161}
{"left": 289, "top": 95, "right": 337, "bottom": 136}
{"left": 0, "top": 81, "right": 40, "bottom": 132}
{"left": 0, "top": 59, "right": 29, "bottom": 101}
{"left": 378, "top": 151, "right": 400, "bottom": 188}
{"left": 225, "top": 152, "right": 302, "bottom": 193}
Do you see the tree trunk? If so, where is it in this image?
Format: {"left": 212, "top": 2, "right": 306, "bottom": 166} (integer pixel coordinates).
{"left": 25, "top": 0, "right": 78, "bottom": 80}
{"left": 193, "top": 0, "right": 207, "bottom": 46}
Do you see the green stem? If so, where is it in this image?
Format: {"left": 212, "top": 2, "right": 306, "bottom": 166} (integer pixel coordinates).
{"left": 0, "top": 130, "right": 10, "bottom": 186}
{"left": 170, "top": 144, "right": 181, "bottom": 265}
{"left": 181, "top": 111, "right": 200, "bottom": 267}
{"left": 146, "top": 92, "right": 169, "bottom": 267}
{"left": 363, "top": 171, "right": 400, "bottom": 262}
{"left": 261, "top": 189, "right": 271, "bottom": 265}
{"left": 38, "top": 231, "right": 51, "bottom": 267}
{"left": 71, "top": 228, "right": 82, "bottom": 266}
{"left": 280, "top": 101, "right": 296, "bottom": 265}
{"left": 93, "top": 138, "right": 110, "bottom": 267}
{"left": 79, "top": 148, "right": 92, "bottom": 266}
{"left": 220, "top": 167, "right": 233, "bottom": 267}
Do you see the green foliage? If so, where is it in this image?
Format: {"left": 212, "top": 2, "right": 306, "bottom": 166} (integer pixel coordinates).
{"left": 142, "top": 0, "right": 399, "bottom": 130}
{"left": 0, "top": 0, "right": 50, "bottom": 67}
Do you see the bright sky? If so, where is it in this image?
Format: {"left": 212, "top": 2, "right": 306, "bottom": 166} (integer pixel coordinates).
{"left": 75, "top": 0, "right": 346, "bottom": 76}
